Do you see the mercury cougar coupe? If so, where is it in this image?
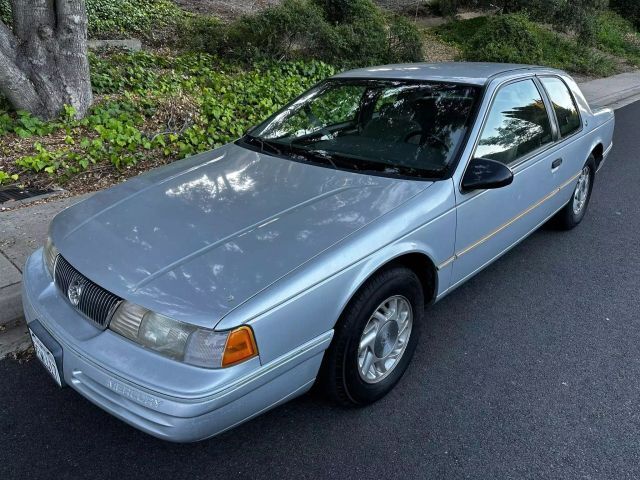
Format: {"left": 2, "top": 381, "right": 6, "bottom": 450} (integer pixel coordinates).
{"left": 23, "top": 63, "right": 614, "bottom": 442}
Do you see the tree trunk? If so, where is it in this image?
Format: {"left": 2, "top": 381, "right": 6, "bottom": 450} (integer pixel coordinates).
{"left": 0, "top": 0, "right": 92, "bottom": 120}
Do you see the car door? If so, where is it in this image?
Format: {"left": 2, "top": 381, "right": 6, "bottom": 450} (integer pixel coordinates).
{"left": 537, "top": 75, "right": 586, "bottom": 208}
{"left": 450, "top": 77, "right": 561, "bottom": 287}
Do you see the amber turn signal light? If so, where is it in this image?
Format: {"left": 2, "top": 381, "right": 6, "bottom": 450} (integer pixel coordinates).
{"left": 222, "top": 326, "right": 258, "bottom": 367}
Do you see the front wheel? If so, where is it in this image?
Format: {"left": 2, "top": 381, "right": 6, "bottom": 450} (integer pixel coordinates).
{"left": 320, "top": 266, "right": 424, "bottom": 406}
{"left": 552, "top": 155, "right": 595, "bottom": 230}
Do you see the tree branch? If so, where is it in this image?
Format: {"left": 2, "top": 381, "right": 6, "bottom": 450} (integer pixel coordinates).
{"left": 0, "top": 49, "right": 45, "bottom": 114}
{"left": 0, "top": 20, "right": 17, "bottom": 61}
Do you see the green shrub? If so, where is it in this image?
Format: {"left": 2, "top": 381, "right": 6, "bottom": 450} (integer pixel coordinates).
{"left": 435, "top": 14, "right": 617, "bottom": 76}
{"left": 595, "top": 11, "right": 640, "bottom": 63}
{"left": 322, "top": 3, "right": 389, "bottom": 64}
{"left": 179, "top": 15, "right": 226, "bottom": 54}
{"left": 313, "top": 0, "right": 374, "bottom": 23}
{"left": 223, "top": 0, "right": 332, "bottom": 61}
{"left": 610, "top": 0, "right": 640, "bottom": 30}
{"left": 434, "top": 16, "right": 487, "bottom": 46}
{"left": 550, "top": 0, "right": 607, "bottom": 44}
{"left": 216, "top": 0, "right": 422, "bottom": 66}
{"left": 387, "top": 15, "right": 425, "bottom": 63}
{"left": 465, "top": 14, "right": 544, "bottom": 64}
{"left": 431, "top": 0, "right": 609, "bottom": 43}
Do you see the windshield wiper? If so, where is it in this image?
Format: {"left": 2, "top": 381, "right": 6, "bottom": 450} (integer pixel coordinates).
{"left": 288, "top": 144, "right": 364, "bottom": 171}
{"left": 244, "top": 135, "right": 283, "bottom": 156}
{"left": 297, "top": 148, "right": 339, "bottom": 170}
{"left": 299, "top": 147, "right": 445, "bottom": 179}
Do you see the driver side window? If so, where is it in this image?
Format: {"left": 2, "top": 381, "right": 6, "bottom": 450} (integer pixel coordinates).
{"left": 475, "top": 79, "right": 553, "bottom": 166}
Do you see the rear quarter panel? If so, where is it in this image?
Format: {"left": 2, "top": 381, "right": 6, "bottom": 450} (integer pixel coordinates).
{"left": 557, "top": 75, "right": 615, "bottom": 206}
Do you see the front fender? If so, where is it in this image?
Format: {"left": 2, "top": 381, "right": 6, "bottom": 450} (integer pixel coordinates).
{"left": 216, "top": 181, "right": 457, "bottom": 364}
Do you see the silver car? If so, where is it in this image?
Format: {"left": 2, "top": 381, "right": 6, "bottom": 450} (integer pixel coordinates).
{"left": 23, "top": 63, "right": 615, "bottom": 442}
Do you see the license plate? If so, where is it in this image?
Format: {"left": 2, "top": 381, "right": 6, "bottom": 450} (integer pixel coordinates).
{"left": 29, "top": 329, "right": 62, "bottom": 387}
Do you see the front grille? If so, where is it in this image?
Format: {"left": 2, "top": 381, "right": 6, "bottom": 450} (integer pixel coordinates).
{"left": 54, "top": 255, "right": 122, "bottom": 329}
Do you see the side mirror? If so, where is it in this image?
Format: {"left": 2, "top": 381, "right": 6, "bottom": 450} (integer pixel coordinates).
{"left": 462, "top": 157, "right": 514, "bottom": 191}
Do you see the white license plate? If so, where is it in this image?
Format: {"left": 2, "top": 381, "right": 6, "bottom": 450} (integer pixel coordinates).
{"left": 29, "top": 329, "right": 62, "bottom": 387}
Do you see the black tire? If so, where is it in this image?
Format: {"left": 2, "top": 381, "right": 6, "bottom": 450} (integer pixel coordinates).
{"left": 319, "top": 266, "right": 424, "bottom": 406}
{"left": 551, "top": 154, "right": 596, "bottom": 230}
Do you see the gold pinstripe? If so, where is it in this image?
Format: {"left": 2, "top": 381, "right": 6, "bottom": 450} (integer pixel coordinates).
{"left": 437, "top": 171, "right": 582, "bottom": 270}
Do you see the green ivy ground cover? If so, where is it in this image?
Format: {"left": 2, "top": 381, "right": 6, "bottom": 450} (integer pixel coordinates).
{"left": 0, "top": 52, "right": 335, "bottom": 187}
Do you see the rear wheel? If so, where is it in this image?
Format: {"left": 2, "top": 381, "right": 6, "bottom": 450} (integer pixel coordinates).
{"left": 552, "top": 154, "right": 595, "bottom": 230}
{"left": 320, "top": 266, "right": 424, "bottom": 406}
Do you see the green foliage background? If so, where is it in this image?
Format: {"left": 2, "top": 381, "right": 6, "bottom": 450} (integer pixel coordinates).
{"left": 0, "top": 52, "right": 335, "bottom": 182}
{"left": 435, "top": 13, "right": 624, "bottom": 77}
{"left": 0, "top": 0, "right": 183, "bottom": 36}
{"left": 610, "top": 0, "right": 640, "bottom": 29}
{"left": 183, "top": 0, "right": 423, "bottom": 66}
{"left": 2, "top": 0, "right": 640, "bottom": 186}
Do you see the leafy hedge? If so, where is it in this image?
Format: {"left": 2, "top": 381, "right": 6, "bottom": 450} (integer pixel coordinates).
{"left": 435, "top": 14, "right": 617, "bottom": 77}
{"left": 0, "top": 53, "right": 335, "bottom": 184}
{"left": 183, "top": 0, "right": 424, "bottom": 67}
{"left": 595, "top": 11, "right": 640, "bottom": 63}
{"left": 430, "top": 0, "right": 609, "bottom": 41}
{"left": 465, "top": 14, "right": 543, "bottom": 64}
{"left": 610, "top": 0, "right": 640, "bottom": 30}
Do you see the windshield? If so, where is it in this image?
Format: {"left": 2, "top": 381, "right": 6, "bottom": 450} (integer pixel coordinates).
{"left": 243, "top": 79, "right": 480, "bottom": 179}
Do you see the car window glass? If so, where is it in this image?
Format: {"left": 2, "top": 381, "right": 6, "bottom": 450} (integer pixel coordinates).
{"left": 250, "top": 80, "right": 479, "bottom": 179}
{"left": 475, "top": 79, "right": 553, "bottom": 165}
{"left": 541, "top": 77, "right": 581, "bottom": 137}
{"left": 271, "top": 85, "right": 366, "bottom": 139}
{"left": 308, "top": 85, "right": 364, "bottom": 126}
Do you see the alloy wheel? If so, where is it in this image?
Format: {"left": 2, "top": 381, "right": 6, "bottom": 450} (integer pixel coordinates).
{"left": 573, "top": 166, "right": 591, "bottom": 215}
{"left": 357, "top": 295, "right": 413, "bottom": 384}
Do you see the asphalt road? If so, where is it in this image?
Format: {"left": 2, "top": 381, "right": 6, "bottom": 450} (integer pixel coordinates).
{"left": 2, "top": 101, "right": 640, "bottom": 480}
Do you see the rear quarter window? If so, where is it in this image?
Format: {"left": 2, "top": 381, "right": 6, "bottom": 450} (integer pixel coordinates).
{"left": 540, "top": 77, "right": 581, "bottom": 137}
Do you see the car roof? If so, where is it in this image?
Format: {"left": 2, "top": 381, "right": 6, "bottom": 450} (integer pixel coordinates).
{"left": 333, "top": 62, "right": 565, "bottom": 86}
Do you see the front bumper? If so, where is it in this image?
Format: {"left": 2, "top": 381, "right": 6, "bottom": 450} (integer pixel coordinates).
{"left": 22, "top": 249, "right": 332, "bottom": 442}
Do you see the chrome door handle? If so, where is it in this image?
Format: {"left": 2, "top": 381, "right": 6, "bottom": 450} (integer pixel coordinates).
{"left": 551, "top": 158, "right": 562, "bottom": 169}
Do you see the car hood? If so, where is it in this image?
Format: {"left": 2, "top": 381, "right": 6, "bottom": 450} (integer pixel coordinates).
{"left": 51, "top": 144, "right": 431, "bottom": 327}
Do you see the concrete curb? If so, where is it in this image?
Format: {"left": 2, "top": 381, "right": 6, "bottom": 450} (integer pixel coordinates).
{"left": 579, "top": 71, "right": 640, "bottom": 110}
{"left": 88, "top": 39, "right": 142, "bottom": 51}
{"left": 0, "top": 194, "right": 92, "bottom": 359}
{"left": 1, "top": 70, "right": 639, "bottom": 359}
{"left": 0, "top": 282, "right": 22, "bottom": 327}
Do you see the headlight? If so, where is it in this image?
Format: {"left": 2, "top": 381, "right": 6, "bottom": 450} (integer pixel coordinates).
{"left": 43, "top": 236, "right": 59, "bottom": 278}
{"left": 109, "top": 301, "right": 258, "bottom": 368}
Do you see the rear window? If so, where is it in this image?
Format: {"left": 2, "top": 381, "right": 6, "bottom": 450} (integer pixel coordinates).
{"left": 540, "top": 77, "right": 581, "bottom": 137}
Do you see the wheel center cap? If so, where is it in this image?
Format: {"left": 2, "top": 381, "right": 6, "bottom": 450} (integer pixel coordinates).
{"left": 374, "top": 321, "right": 399, "bottom": 358}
